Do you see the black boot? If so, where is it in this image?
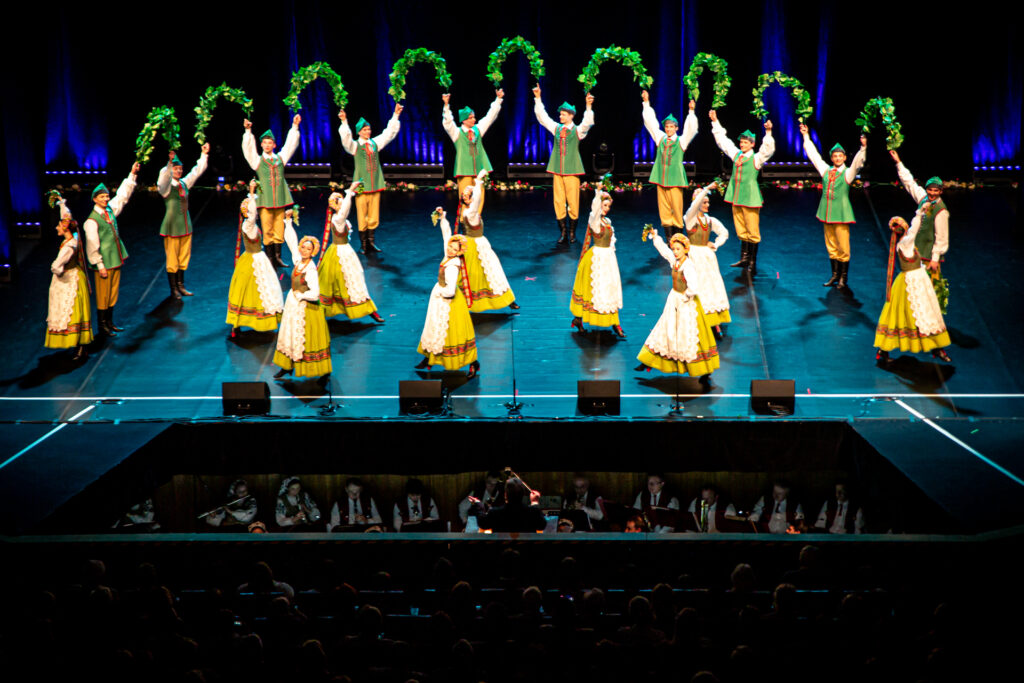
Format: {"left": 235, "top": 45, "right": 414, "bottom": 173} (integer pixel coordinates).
{"left": 108, "top": 306, "right": 124, "bottom": 332}
{"left": 466, "top": 360, "right": 480, "bottom": 380}
{"left": 71, "top": 344, "right": 88, "bottom": 361}
{"left": 276, "top": 243, "right": 290, "bottom": 268}
{"left": 835, "top": 260, "right": 849, "bottom": 290}
{"left": 99, "top": 309, "right": 117, "bottom": 337}
{"left": 556, "top": 218, "right": 568, "bottom": 246}
{"left": 823, "top": 259, "right": 839, "bottom": 287}
{"left": 366, "top": 229, "right": 382, "bottom": 253}
{"left": 731, "top": 241, "right": 750, "bottom": 268}
{"left": 168, "top": 272, "right": 182, "bottom": 300}
{"left": 415, "top": 356, "right": 431, "bottom": 369}
{"left": 176, "top": 270, "right": 193, "bottom": 296}
{"left": 568, "top": 217, "right": 578, "bottom": 244}
{"left": 359, "top": 231, "right": 368, "bottom": 255}
{"left": 745, "top": 243, "right": 759, "bottom": 275}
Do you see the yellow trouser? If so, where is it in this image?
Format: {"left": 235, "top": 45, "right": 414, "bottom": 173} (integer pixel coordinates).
{"left": 457, "top": 176, "right": 486, "bottom": 214}
{"left": 823, "top": 223, "right": 851, "bottom": 262}
{"left": 656, "top": 186, "right": 685, "bottom": 229}
{"left": 94, "top": 267, "right": 122, "bottom": 310}
{"left": 163, "top": 234, "right": 193, "bottom": 273}
{"left": 732, "top": 205, "right": 761, "bottom": 243}
{"left": 552, "top": 175, "right": 581, "bottom": 220}
{"left": 259, "top": 208, "right": 285, "bottom": 245}
{"left": 355, "top": 192, "right": 382, "bottom": 231}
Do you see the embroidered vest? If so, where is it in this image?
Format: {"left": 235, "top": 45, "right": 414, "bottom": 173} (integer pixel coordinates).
{"left": 337, "top": 493, "right": 375, "bottom": 525}
{"left": 398, "top": 496, "right": 433, "bottom": 523}
{"left": 898, "top": 247, "right": 921, "bottom": 272}
{"left": 816, "top": 167, "right": 855, "bottom": 223}
{"left": 592, "top": 219, "right": 613, "bottom": 248}
{"left": 460, "top": 215, "right": 484, "bottom": 238}
{"left": 915, "top": 197, "right": 947, "bottom": 260}
{"left": 291, "top": 263, "right": 312, "bottom": 296}
{"left": 823, "top": 500, "right": 858, "bottom": 534}
{"left": 651, "top": 135, "right": 688, "bottom": 187}
{"left": 330, "top": 222, "right": 350, "bottom": 246}
{"left": 354, "top": 139, "right": 386, "bottom": 192}
{"left": 640, "top": 490, "right": 674, "bottom": 509}
{"left": 453, "top": 125, "right": 493, "bottom": 176}
{"left": 256, "top": 153, "right": 294, "bottom": 209}
{"left": 671, "top": 264, "right": 688, "bottom": 294}
{"left": 546, "top": 124, "right": 584, "bottom": 175}
{"left": 243, "top": 227, "right": 262, "bottom": 254}
{"left": 87, "top": 207, "right": 128, "bottom": 269}
{"left": 758, "top": 496, "right": 799, "bottom": 531}
{"left": 688, "top": 215, "right": 712, "bottom": 246}
{"left": 725, "top": 152, "right": 762, "bottom": 207}
{"left": 160, "top": 180, "right": 192, "bottom": 237}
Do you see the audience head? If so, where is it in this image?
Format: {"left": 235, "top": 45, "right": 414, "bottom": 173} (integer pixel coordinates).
{"left": 730, "top": 563, "right": 756, "bottom": 593}
{"left": 405, "top": 478, "right": 426, "bottom": 502}
{"left": 772, "top": 480, "right": 791, "bottom": 502}
{"left": 345, "top": 478, "right": 364, "bottom": 500}
{"left": 647, "top": 472, "right": 667, "bottom": 495}
{"left": 700, "top": 483, "right": 719, "bottom": 506}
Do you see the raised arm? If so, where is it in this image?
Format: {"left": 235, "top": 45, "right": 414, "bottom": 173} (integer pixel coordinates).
{"left": 183, "top": 145, "right": 210, "bottom": 189}
{"left": 372, "top": 111, "right": 402, "bottom": 151}
{"left": 577, "top": 93, "right": 596, "bottom": 139}
{"left": 754, "top": 122, "right": 775, "bottom": 168}
{"left": 800, "top": 127, "right": 829, "bottom": 176}
{"left": 641, "top": 100, "right": 665, "bottom": 145}
{"left": 533, "top": 96, "right": 558, "bottom": 135}
{"left": 283, "top": 215, "right": 302, "bottom": 265}
{"left": 684, "top": 185, "right": 712, "bottom": 227}
{"left": 338, "top": 113, "right": 358, "bottom": 155}
{"left": 845, "top": 137, "right": 866, "bottom": 184}
{"left": 463, "top": 171, "right": 486, "bottom": 226}
{"left": 441, "top": 100, "right": 459, "bottom": 143}
{"left": 587, "top": 191, "right": 606, "bottom": 234}
{"left": 710, "top": 117, "right": 740, "bottom": 158}
{"left": 680, "top": 105, "right": 698, "bottom": 150}
{"left": 650, "top": 232, "right": 675, "bottom": 266}
{"left": 331, "top": 190, "right": 355, "bottom": 231}
{"left": 242, "top": 125, "right": 260, "bottom": 170}
{"left": 279, "top": 116, "right": 301, "bottom": 165}
{"left": 895, "top": 161, "right": 927, "bottom": 203}
{"left": 241, "top": 195, "right": 259, "bottom": 239}
{"left": 476, "top": 93, "right": 503, "bottom": 136}
{"left": 157, "top": 157, "right": 173, "bottom": 198}
{"left": 109, "top": 164, "right": 140, "bottom": 216}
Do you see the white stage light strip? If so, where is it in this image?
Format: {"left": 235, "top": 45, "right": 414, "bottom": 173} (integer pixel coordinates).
{"left": 894, "top": 399, "right": 1024, "bottom": 487}
{"left": 0, "top": 405, "right": 96, "bottom": 471}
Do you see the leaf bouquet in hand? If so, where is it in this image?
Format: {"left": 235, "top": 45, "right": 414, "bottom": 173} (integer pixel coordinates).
{"left": 430, "top": 209, "right": 443, "bottom": 226}
{"left": 641, "top": 223, "right": 656, "bottom": 242}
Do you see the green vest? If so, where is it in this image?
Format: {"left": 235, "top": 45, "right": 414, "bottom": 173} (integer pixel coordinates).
{"left": 453, "top": 125, "right": 492, "bottom": 177}
{"left": 816, "top": 167, "right": 855, "bottom": 223}
{"left": 725, "top": 152, "right": 762, "bottom": 208}
{"left": 915, "top": 197, "right": 947, "bottom": 260}
{"left": 160, "top": 181, "right": 192, "bottom": 237}
{"left": 255, "top": 153, "right": 294, "bottom": 209}
{"left": 87, "top": 207, "right": 128, "bottom": 269}
{"left": 354, "top": 139, "right": 386, "bottom": 192}
{"left": 650, "top": 135, "right": 688, "bottom": 187}
{"left": 546, "top": 125, "right": 584, "bottom": 175}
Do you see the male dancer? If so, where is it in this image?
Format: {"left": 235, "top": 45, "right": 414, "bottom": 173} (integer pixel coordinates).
{"left": 242, "top": 115, "right": 301, "bottom": 268}
{"left": 442, "top": 89, "right": 503, "bottom": 217}
{"left": 889, "top": 149, "right": 949, "bottom": 299}
{"left": 157, "top": 144, "right": 209, "bottom": 299}
{"left": 642, "top": 91, "right": 697, "bottom": 240}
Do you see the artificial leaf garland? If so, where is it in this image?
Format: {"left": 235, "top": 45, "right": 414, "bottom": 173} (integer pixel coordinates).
{"left": 283, "top": 62, "right": 349, "bottom": 111}
{"left": 578, "top": 45, "right": 653, "bottom": 93}
{"left": 751, "top": 71, "right": 813, "bottom": 122}
{"left": 388, "top": 48, "right": 453, "bottom": 102}
{"left": 855, "top": 97, "right": 904, "bottom": 150}
{"left": 195, "top": 83, "right": 253, "bottom": 144}
{"left": 46, "top": 189, "right": 64, "bottom": 209}
{"left": 486, "top": 36, "right": 545, "bottom": 87}
{"left": 683, "top": 53, "right": 731, "bottom": 109}
{"left": 135, "top": 106, "right": 181, "bottom": 164}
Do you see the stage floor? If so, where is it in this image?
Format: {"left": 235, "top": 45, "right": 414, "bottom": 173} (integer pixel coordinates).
{"left": 2, "top": 184, "right": 1023, "bottom": 528}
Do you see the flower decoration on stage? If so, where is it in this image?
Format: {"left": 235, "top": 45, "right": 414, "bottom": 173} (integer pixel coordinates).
{"left": 578, "top": 45, "right": 653, "bottom": 93}
{"left": 641, "top": 223, "right": 656, "bottom": 242}
{"left": 388, "top": 48, "right": 452, "bottom": 102}
{"left": 195, "top": 83, "right": 253, "bottom": 144}
{"left": 855, "top": 97, "right": 903, "bottom": 150}
{"left": 683, "top": 53, "right": 731, "bottom": 109}
{"left": 487, "top": 36, "right": 545, "bottom": 87}
{"left": 46, "top": 189, "right": 64, "bottom": 208}
{"left": 284, "top": 62, "right": 349, "bottom": 111}
{"left": 135, "top": 106, "right": 181, "bottom": 164}
{"left": 751, "top": 71, "right": 813, "bottom": 122}
{"left": 430, "top": 209, "right": 443, "bottom": 226}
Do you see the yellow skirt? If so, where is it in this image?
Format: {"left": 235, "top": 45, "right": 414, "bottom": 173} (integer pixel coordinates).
{"left": 317, "top": 248, "right": 378, "bottom": 320}
{"left": 417, "top": 288, "right": 478, "bottom": 370}
{"left": 464, "top": 237, "right": 516, "bottom": 312}
{"left": 44, "top": 269, "right": 93, "bottom": 349}
{"left": 703, "top": 309, "right": 732, "bottom": 327}
{"left": 874, "top": 272, "right": 951, "bottom": 353}
{"left": 226, "top": 252, "right": 281, "bottom": 332}
{"left": 273, "top": 304, "right": 333, "bottom": 377}
{"left": 570, "top": 248, "right": 620, "bottom": 327}
{"left": 637, "top": 296, "right": 720, "bottom": 376}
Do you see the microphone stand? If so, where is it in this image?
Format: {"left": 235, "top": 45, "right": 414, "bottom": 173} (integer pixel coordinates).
{"left": 504, "top": 311, "right": 523, "bottom": 418}
{"left": 319, "top": 379, "right": 338, "bottom": 416}
{"left": 668, "top": 373, "right": 684, "bottom": 416}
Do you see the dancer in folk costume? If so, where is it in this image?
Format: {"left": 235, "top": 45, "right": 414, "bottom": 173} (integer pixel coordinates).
{"left": 641, "top": 90, "right": 698, "bottom": 239}
{"left": 800, "top": 123, "right": 867, "bottom": 290}
{"left": 709, "top": 111, "right": 774, "bottom": 274}
{"left": 82, "top": 162, "right": 140, "bottom": 336}
{"left": 889, "top": 149, "right": 950, "bottom": 310}
{"left": 318, "top": 182, "right": 384, "bottom": 323}
{"left": 273, "top": 212, "right": 332, "bottom": 383}
{"left": 533, "top": 85, "right": 595, "bottom": 245}
{"left": 442, "top": 90, "right": 503, "bottom": 217}
{"left": 157, "top": 144, "right": 208, "bottom": 299}
{"left": 242, "top": 115, "right": 301, "bottom": 268}
{"left": 45, "top": 197, "right": 93, "bottom": 360}
{"left": 683, "top": 182, "right": 731, "bottom": 333}
{"left": 636, "top": 231, "right": 719, "bottom": 383}
{"left": 416, "top": 208, "right": 479, "bottom": 379}
{"left": 874, "top": 215, "right": 952, "bottom": 364}
{"left": 337, "top": 104, "right": 403, "bottom": 253}
{"left": 570, "top": 190, "right": 625, "bottom": 338}
{"left": 456, "top": 169, "right": 518, "bottom": 311}
{"left": 225, "top": 184, "right": 283, "bottom": 335}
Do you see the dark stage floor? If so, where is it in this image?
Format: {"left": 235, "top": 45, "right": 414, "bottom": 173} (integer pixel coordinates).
{"left": 1, "top": 183, "right": 1023, "bottom": 533}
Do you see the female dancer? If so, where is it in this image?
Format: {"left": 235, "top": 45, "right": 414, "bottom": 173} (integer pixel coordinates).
{"left": 273, "top": 211, "right": 332, "bottom": 383}
{"left": 570, "top": 189, "right": 625, "bottom": 338}
{"left": 683, "top": 182, "right": 731, "bottom": 334}
{"left": 45, "top": 197, "right": 93, "bottom": 360}
{"left": 226, "top": 184, "right": 284, "bottom": 336}
{"left": 457, "top": 169, "right": 518, "bottom": 311}
{"left": 318, "top": 181, "right": 384, "bottom": 323}
{"left": 874, "top": 215, "right": 952, "bottom": 364}
{"left": 416, "top": 207, "right": 479, "bottom": 379}
{"left": 636, "top": 230, "right": 719, "bottom": 384}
